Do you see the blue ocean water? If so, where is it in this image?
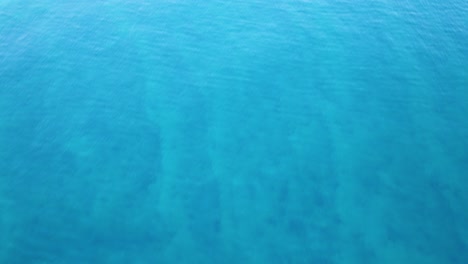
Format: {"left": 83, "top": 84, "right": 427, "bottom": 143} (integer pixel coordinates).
{"left": 0, "top": 0, "right": 467, "bottom": 263}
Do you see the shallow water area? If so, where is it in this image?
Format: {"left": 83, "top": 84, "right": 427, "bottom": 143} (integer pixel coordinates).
{"left": 0, "top": 1, "right": 467, "bottom": 263}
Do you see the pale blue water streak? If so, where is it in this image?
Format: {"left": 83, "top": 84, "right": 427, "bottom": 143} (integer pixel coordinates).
{"left": 0, "top": 1, "right": 467, "bottom": 263}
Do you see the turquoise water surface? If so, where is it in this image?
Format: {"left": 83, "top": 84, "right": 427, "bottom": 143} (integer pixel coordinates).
{"left": 0, "top": 1, "right": 467, "bottom": 263}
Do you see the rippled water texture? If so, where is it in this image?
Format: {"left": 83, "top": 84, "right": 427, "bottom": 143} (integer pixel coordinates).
{"left": 0, "top": 1, "right": 467, "bottom": 263}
